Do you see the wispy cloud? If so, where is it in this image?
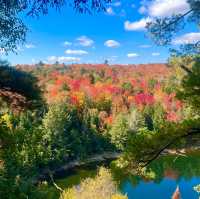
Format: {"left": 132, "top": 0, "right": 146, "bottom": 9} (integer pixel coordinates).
{"left": 124, "top": 17, "right": 152, "bottom": 31}
{"left": 76, "top": 36, "right": 94, "bottom": 47}
{"left": 47, "top": 56, "right": 80, "bottom": 63}
{"left": 172, "top": 32, "right": 200, "bottom": 45}
{"left": 63, "top": 41, "right": 72, "bottom": 46}
{"left": 127, "top": 53, "right": 139, "bottom": 58}
{"left": 106, "top": 7, "right": 115, "bottom": 15}
{"left": 147, "top": 0, "right": 190, "bottom": 18}
{"left": 152, "top": 52, "right": 160, "bottom": 56}
{"left": 25, "top": 44, "right": 36, "bottom": 49}
{"left": 112, "top": 1, "right": 121, "bottom": 7}
{"left": 138, "top": 6, "right": 147, "bottom": 14}
{"left": 125, "top": 0, "right": 190, "bottom": 32}
{"left": 31, "top": 58, "right": 36, "bottom": 63}
{"left": 65, "top": 49, "right": 88, "bottom": 55}
{"left": 104, "top": 40, "right": 120, "bottom": 48}
{"left": 139, "top": 44, "right": 152, "bottom": 48}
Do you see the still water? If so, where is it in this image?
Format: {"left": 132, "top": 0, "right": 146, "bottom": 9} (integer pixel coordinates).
{"left": 48, "top": 151, "right": 200, "bottom": 199}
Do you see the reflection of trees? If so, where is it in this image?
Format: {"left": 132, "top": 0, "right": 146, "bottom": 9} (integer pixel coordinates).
{"left": 149, "top": 152, "right": 200, "bottom": 183}
{"left": 112, "top": 151, "right": 200, "bottom": 187}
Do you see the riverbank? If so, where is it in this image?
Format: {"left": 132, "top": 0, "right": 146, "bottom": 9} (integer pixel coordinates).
{"left": 37, "top": 144, "right": 200, "bottom": 182}
{"left": 37, "top": 152, "right": 120, "bottom": 182}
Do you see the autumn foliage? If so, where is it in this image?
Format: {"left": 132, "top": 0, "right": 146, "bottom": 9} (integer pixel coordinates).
{"left": 17, "top": 63, "right": 184, "bottom": 125}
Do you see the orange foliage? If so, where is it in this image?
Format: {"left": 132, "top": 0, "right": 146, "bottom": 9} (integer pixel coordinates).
{"left": 17, "top": 63, "right": 184, "bottom": 123}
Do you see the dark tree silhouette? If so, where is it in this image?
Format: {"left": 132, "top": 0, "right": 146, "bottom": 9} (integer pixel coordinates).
{"left": 146, "top": 0, "right": 200, "bottom": 55}
{"left": 0, "top": 60, "right": 43, "bottom": 109}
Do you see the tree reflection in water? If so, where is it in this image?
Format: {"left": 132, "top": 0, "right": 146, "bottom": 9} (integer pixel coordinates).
{"left": 112, "top": 151, "right": 200, "bottom": 190}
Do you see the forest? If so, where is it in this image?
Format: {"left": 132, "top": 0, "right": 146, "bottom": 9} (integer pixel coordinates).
{"left": 1, "top": 56, "right": 200, "bottom": 198}
{"left": 0, "top": 0, "right": 200, "bottom": 198}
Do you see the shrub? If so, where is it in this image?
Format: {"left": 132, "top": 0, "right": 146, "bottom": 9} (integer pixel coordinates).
{"left": 60, "top": 167, "right": 127, "bottom": 199}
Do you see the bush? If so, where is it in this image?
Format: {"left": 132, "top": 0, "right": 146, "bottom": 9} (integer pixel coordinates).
{"left": 60, "top": 167, "right": 127, "bottom": 199}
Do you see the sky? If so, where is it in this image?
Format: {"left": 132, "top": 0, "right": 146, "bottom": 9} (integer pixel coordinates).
{"left": 1, "top": 0, "right": 200, "bottom": 65}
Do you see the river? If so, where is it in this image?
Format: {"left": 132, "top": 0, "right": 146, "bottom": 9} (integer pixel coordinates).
{"left": 45, "top": 151, "right": 200, "bottom": 199}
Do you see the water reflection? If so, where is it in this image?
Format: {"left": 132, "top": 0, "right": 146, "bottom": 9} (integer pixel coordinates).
{"left": 51, "top": 151, "right": 200, "bottom": 199}
{"left": 113, "top": 151, "right": 200, "bottom": 199}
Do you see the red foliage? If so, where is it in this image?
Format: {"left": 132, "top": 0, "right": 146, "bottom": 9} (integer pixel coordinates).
{"left": 17, "top": 63, "right": 185, "bottom": 123}
{"left": 134, "top": 93, "right": 155, "bottom": 106}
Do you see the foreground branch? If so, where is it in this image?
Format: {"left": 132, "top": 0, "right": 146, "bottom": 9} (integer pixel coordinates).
{"left": 141, "top": 128, "right": 200, "bottom": 168}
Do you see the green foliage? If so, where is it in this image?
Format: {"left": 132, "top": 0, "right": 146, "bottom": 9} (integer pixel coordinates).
{"left": 118, "top": 118, "right": 200, "bottom": 173}
{"left": 0, "top": 98, "right": 114, "bottom": 198}
{"left": 42, "top": 103, "right": 113, "bottom": 163}
{"left": 109, "top": 113, "right": 129, "bottom": 151}
{"left": 0, "top": 111, "right": 48, "bottom": 199}
{"left": 178, "top": 57, "right": 200, "bottom": 112}
{"left": 122, "top": 82, "right": 132, "bottom": 92}
{"left": 109, "top": 105, "right": 165, "bottom": 152}
{"left": 109, "top": 101, "right": 200, "bottom": 173}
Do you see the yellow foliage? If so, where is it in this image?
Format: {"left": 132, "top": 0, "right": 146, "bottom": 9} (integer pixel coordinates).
{"left": 0, "top": 113, "right": 13, "bottom": 130}
{"left": 60, "top": 167, "right": 126, "bottom": 199}
{"left": 111, "top": 194, "right": 128, "bottom": 199}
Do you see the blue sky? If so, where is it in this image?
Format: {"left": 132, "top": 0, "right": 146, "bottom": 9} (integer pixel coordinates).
{"left": 1, "top": 0, "right": 200, "bottom": 65}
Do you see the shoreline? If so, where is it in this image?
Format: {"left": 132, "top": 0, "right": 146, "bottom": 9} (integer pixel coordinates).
{"left": 37, "top": 146, "right": 200, "bottom": 182}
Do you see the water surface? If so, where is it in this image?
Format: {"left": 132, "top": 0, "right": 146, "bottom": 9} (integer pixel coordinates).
{"left": 47, "top": 151, "right": 200, "bottom": 198}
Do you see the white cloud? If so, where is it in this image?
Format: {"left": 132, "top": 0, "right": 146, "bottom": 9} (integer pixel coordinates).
{"left": 25, "top": 44, "right": 36, "bottom": 49}
{"left": 16, "top": 46, "right": 24, "bottom": 52}
{"left": 152, "top": 52, "right": 160, "bottom": 56}
{"left": 65, "top": 49, "right": 88, "bottom": 55}
{"left": 127, "top": 53, "right": 139, "bottom": 58}
{"left": 172, "top": 33, "right": 200, "bottom": 45}
{"left": 31, "top": 58, "right": 36, "bottom": 63}
{"left": 104, "top": 40, "right": 120, "bottom": 48}
{"left": 124, "top": 17, "right": 152, "bottom": 31}
{"left": 47, "top": 56, "right": 80, "bottom": 63}
{"left": 47, "top": 56, "right": 57, "bottom": 62}
{"left": 106, "top": 7, "right": 115, "bottom": 15}
{"left": 76, "top": 36, "right": 94, "bottom": 47}
{"left": 63, "top": 41, "right": 72, "bottom": 46}
{"left": 139, "top": 44, "right": 152, "bottom": 48}
{"left": 138, "top": 6, "right": 147, "bottom": 14}
{"left": 148, "top": 0, "right": 190, "bottom": 18}
{"left": 126, "top": 0, "right": 190, "bottom": 32}
{"left": 108, "top": 55, "right": 118, "bottom": 62}
{"left": 112, "top": 1, "right": 121, "bottom": 7}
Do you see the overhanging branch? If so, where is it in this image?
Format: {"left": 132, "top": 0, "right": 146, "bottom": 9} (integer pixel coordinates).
{"left": 141, "top": 128, "right": 200, "bottom": 168}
